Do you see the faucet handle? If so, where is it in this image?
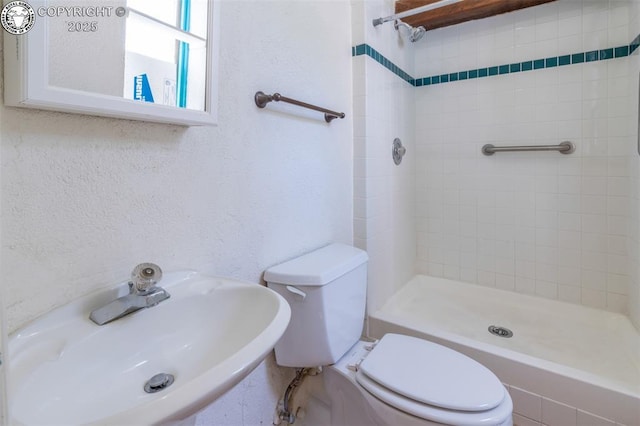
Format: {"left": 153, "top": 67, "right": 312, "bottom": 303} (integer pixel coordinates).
{"left": 131, "top": 263, "right": 163, "bottom": 294}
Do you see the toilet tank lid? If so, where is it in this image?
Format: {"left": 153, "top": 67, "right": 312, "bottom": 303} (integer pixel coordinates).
{"left": 264, "top": 243, "right": 368, "bottom": 286}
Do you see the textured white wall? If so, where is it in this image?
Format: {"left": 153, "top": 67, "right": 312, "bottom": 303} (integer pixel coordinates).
{"left": 0, "top": 0, "right": 353, "bottom": 423}
{"left": 352, "top": 0, "right": 417, "bottom": 316}
{"left": 412, "top": 0, "right": 638, "bottom": 317}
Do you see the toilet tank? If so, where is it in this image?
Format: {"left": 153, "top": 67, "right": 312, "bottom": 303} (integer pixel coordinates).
{"left": 264, "top": 243, "right": 368, "bottom": 367}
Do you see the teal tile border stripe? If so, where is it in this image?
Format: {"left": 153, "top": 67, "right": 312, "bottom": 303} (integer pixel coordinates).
{"left": 352, "top": 44, "right": 414, "bottom": 85}
{"left": 352, "top": 32, "right": 640, "bottom": 87}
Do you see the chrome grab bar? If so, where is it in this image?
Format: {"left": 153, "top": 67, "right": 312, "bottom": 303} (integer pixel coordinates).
{"left": 482, "top": 141, "right": 575, "bottom": 156}
{"left": 254, "top": 91, "right": 345, "bottom": 123}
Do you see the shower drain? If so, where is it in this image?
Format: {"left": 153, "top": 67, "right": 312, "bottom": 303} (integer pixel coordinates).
{"left": 488, "top": 325, "right": 513, "bottom": 338}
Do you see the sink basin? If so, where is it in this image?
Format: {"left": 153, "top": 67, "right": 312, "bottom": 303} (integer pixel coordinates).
{"left": 9, "top": 271, "right": 291, "bottom": 425}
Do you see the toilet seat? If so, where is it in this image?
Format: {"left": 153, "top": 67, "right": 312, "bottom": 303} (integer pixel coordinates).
{"left": 355, "top": 368, "right": 512, "bottom": 426}
{"left": 355, "top": 334, "right": 510, "bottom": 425}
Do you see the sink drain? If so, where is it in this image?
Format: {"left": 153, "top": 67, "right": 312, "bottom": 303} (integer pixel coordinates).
{"left": 144, "top": 373, "right": 175, "bottom": 393}
{"left": 488, "top": 325, "right": 513, "bottom": 338}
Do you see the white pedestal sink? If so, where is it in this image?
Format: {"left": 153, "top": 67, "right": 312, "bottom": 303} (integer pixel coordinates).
{"left": 8, "top": 271, "right": 291, "bottom": 425}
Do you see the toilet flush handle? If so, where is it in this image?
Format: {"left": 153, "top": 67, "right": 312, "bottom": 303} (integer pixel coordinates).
{"left": 285, "top": 285, "right": 306, "bottom": 300}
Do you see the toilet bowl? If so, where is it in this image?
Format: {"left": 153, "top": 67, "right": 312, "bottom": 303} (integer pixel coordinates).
{"left": 265, "top": 243, "right": 513, "bottom": 426}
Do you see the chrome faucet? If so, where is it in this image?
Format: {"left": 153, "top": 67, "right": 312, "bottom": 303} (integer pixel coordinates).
{"left": 89, "top": 263, "right": 170, "bottom": 325}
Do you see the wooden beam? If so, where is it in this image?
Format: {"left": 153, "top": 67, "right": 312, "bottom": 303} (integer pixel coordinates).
{"left": 395, "top": 0, "right": 556, "bottom": 31}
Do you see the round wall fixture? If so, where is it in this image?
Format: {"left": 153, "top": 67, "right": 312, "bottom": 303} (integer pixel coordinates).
{"left": 392, "top": 138, "right": 407, "bottom": 165}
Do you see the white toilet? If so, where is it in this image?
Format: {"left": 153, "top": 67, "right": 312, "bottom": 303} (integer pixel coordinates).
{"left": 265, "top": 243, "right": 513, "bottom": 426}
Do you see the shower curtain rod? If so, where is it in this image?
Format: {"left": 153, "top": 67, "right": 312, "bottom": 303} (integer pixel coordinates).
{"left": 372, "top": 0, "right": 463, "bottom": 27}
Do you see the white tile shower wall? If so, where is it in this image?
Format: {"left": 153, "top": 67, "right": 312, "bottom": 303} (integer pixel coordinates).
{"left": 0, "top": 1, "right": 353, "bottom": 423}
{"left": 628, "top": 0, "right": 640, "bottom": 330}
{"left": 415, "top": 0, "right": 632, "bottom": 78}
{"left": 352, "top": 0, "right": 417, "bottom": 315}
{"left": 413, "top": 0, "right": 637, "bottom": 315}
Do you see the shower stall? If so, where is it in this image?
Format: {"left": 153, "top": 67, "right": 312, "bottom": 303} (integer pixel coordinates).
{"left": 352, "top": 0, "right": 640, "bottom": 424}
